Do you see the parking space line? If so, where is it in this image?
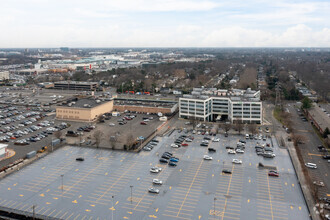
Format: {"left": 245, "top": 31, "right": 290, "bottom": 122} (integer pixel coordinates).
{"left": 41, "top": 208, "right": 51, "bottom": 216}
{"left": 47, "top": 209, "right": 57, "bottom": 217}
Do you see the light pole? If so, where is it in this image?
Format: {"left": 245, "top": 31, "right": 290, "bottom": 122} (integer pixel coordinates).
{"left": 61, "top": 174, "right": 64, "bottom": 192}
{"left": 32, "top": 205, "right": 36, "bottom": 220}
{"left": 130, "top": 185, "right": 133, "bottom": 203}
{"left": 112, "top": 195, "right": 114, "bottom": 220}
{"left": 213, "top": 197, "right": 217, "bottom": 216}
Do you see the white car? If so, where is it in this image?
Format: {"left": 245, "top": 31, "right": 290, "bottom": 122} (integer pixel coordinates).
{"left": 185, "top": 138, "right": 192, "bottom": 142}
{"left": 212, "top": 138, "right": 220, "bottom": 142}
{"left": 150, "top": 167, "right": 162, "bottom": 173}
{"left": 236, "top": 149, "right": 244, "bottom": 153}
{"left": 305, "top": 163, "right": 317, "bottom": 169}
{"left": 232, "top": 159, "right": 242, "bottom": 164}
{"left": 109, "top": 123, "right": 115, "bottom": 126}
{"left": 171, "top": 144, "right": 179, "bottom": 148}
{"left": 203, "top": 155, "right": 213, "bottom": 160}
{"left": 202, "top": 140, "right": 209, "bottom": 144}
{"left": 228, "top": 150, "right": 236, "bottom": 154}
{"left": 153, "top": 179, "right": 163, "bottom": 185}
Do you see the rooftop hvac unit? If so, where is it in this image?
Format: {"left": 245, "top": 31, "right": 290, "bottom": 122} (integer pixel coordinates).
{"left": 200, "top": 96, "right": 209, "bottom": 99}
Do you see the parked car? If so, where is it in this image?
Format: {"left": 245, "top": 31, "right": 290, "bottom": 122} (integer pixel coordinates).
{"left": 228, "top": 150, "right": 236, "bottom": 154}
{"left": 203, "top": 155, "right": 213, "bottom": 160}
{"left": 170, "top": 158, "right": 179, "bottom": 162}
{"left": 305, "top": 163, "right": 317, "bottom": 169}
{"left": 236, "top": 149, "right": 244, "bottom": 153}
{"left": 148, "top": 188, "right": 160, "bottom": 194}
{"left": 150, "top": 167, "right": 162, "bottom": 173}
{"left": 208, "top": 148, "right": 216, "bottom": 152}
{"left": 140, "top": 121, "right": 147, "bottom": 125}
{"left": 222, "top": 169, "right": 232, "bottom": 174}
{"left": 168, "top": 162, "right": 177, "bottom": 166}
{"left": 152, "top": 179, "right": 163, "bottom": 185}
{"left": 159, "top": 158, "right": 169, "bottom": 163}
{"left": 268, "top": 171, "right": 279, "bottom": 177}
{"left": 232, "top": 159, "right": 242, "bottom": 164}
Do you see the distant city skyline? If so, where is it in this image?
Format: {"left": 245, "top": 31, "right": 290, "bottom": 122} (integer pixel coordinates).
{"left": 1, "top": 0, "right": 329, "bottom": 48}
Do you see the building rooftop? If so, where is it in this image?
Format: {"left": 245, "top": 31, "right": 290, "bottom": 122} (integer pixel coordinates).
{"left": 59, "top": 97, "right": 112, "bottom": 108}
{"left": 182, "top": 87, "right": 260, "bottom": 102}
{"left": 114, "top": 98, "right": 176, "bottom": 108}
{"left": 54, "top": 81, "right": 98, "bottom": 85}
{"left": 309, "top": 104, "right": 330, "bottom": 133}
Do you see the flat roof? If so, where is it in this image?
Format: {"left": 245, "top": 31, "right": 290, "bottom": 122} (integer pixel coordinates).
{"left": 309, "top": 104, "right": 330, "bottom": 132}
{"left": 114, "top": 98, "right": 176, "bottom": 108}
{"left": 59, "top": 97, "right": 111, "bottom": 108}
{"left": 54, "top": 81, "right": 98, "bottom": 85}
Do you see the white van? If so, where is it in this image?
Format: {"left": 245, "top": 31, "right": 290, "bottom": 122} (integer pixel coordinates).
{"left": 305, "top": 163, "right": 317, "bottom": 169}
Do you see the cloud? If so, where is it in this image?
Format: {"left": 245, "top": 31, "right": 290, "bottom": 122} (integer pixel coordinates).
{"left": 1, "top": 23, "right": 329, "bottom": 47}
{"left": 0, "top": 0, "right": 329, "bottom": 47}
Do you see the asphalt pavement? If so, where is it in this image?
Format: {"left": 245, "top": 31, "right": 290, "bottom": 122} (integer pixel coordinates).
{"left": 0, "top": 129, "right": 310, "bottom": 220}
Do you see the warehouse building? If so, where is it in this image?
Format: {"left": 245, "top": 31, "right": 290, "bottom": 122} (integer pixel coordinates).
{"left": 53, "top": 81, "right": 98, "bottom": 91}
{"left": 113, "top": 98, "right": 177, "bottom": 115}
{"left": 179, "top": 88, "right": 262, "bottom": 124}
{"left": 56, "top": 97, "right": 113, "bottom": 122}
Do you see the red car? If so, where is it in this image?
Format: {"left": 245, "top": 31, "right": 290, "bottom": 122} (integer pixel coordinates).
{"left": 268, "top": 171, "right": 279, "bottom": 177}
{"left": 140, "top": 121, "right": 147, "bottom": 125}
{"left": 181, "top": 143, "right": 188, "bottom": 147}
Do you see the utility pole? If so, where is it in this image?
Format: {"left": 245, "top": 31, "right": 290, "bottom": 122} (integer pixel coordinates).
{"left": 61, "top": 174, "right": 64, "bottom": 192}
{"left": 213, "top": 197, "right": 217, "bottom": 216}
{"left": 275, "top": 83, "right": 282, "bottom": 109}
{"left": 32, "top": 205, "right": 36, "bottom": 220}
{"left": 130, "top": 185, "right": 133, "bottom": 203}
{"left": 112, "top": 195, "right": 114, "bottom": 220}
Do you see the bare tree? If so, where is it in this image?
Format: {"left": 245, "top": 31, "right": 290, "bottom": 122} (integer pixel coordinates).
{"left": 109, "top": 135, "right": 117, "bottom": 150}
{"left": 93, "top": 130, "right": 103, "bottom": 148}
{"left": 248, "top": 123, "right": 257, "bottom": 135}
{"left": 233, "top": 119, "right": 244, "bottom": 134}
{"left": 222, "top": 123, "right": 232, "bottom": 134}
{"left": 190, "top": 117, "right": 198, "bottom": 130}
{"left": 291, "top": 134, "right": 306, "bottom": 146}
{"left": 126, "top": 134, "right": 135, "bottom": 150}
{"left": 53, "top": 130, "right": 62, "bottom": 139}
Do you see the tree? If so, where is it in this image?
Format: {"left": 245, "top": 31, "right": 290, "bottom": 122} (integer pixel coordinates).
{"left": 126, "top": 134, "right": 135, "bottom": 150}
{"left": 323, "top": 127, "right": 330, "bottom": 138}
{"left": 302, "top": 96, "right": 312, "bottom": 109}
{"left": 53, "top": 131, "right": 62, "bottom": 140}
{"left": 233, "top": 119, "right": 244, "bottom": 134}
{"left": 93, "top": 130, "right": 103, "bottom": 148}
{"left": 109, "top": 136, "right": 117, "bottom": 150}
{"left": 222, "top": 123, "right": 231, "bottom": 134}
{"left": 291, "top": 134, "right": 306, "bottom": 146}
{"left": 189, "top": 117, "right": 198, "bottom": 130}
{"left": 248, "top": 123, "right": 257, "bottom": 135}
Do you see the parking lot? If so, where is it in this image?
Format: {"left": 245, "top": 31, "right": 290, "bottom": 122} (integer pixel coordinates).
{"left": 0, "top": 130, "right": 310, "bottom": 219}
{"left": 66, "top": 113, "right": 164, "bottom": 149}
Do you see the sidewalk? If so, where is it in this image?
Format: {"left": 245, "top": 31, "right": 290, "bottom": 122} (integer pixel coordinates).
{"left": 275, "top": 129, "right": 320, "bottom": 220}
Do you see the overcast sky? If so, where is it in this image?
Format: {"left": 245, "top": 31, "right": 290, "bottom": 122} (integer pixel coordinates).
{"left": 1, "top": 0, "right": 329, "bottom": 48}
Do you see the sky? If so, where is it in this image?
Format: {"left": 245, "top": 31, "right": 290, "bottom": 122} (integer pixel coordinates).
{"left": 1, "top": 0, "right": 330, "bottom": 48}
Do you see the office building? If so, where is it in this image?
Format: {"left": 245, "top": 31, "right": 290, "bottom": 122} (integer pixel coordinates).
{"left": 179, "top": 88, "right": 262, "bottom": 124}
